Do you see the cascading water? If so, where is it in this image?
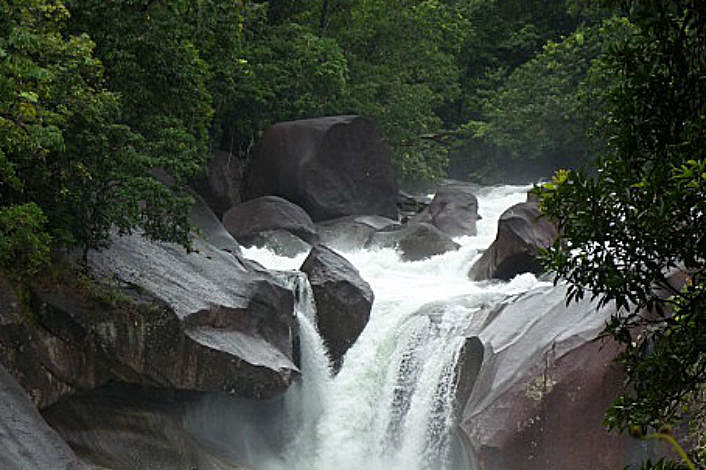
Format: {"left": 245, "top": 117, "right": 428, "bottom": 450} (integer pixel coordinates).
{"left": 220, "top": 185, "right": 549, "bottom": 470}
{"left": 278, "top": 272, "right": 332, "bottom": 468}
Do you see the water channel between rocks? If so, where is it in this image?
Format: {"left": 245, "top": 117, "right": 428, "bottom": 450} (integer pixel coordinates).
{"left": 185, "top": 184, "right": 549, "bottom": 470}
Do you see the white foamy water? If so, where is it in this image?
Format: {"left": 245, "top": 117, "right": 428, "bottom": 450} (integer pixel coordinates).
{"left": 240, "top": 184, "right": 547, "bottom": 470}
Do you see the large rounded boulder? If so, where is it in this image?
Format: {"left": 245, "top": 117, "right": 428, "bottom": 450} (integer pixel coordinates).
{"left": 458, "top": 284, "right": 653, "bottom": 469}
{"left": 243, "top": 116, "right": 398, "bottom": 221}
{"left": 468, "top": 201, "right": 557, "bottom": 281}
{"left": 300, "top": 245, "right": 374, "bottom": 370}
{"left": 428, "top": 185, "right": 479, "bottom": 237}
{"left": 222, "top": 195, "right": 319, "bottom": 248}
{"left": 367, "top": 223, "right": 460, "bottom": 261}
{"left": 0, "top": 199, "right": 301, "bottom": 408}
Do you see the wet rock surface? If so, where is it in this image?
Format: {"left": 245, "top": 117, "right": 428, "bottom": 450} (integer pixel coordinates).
{"left": 0, "top": 365, "right": 85, "bottom": 470}
{"left": 452, "top": 336, "right": 484, "bottom": 418}
{"left": 428, "top": 185, "right": 479, "bottom": 237}
{"left": 367, "top": 222, "right": 460, "bottom": 261}
{"left": 458, "top": 283, "right": 652, "bottom": 469}
{"left": 245, "top": 229, "right": 312, "bottom": 257}
{"left": 87, "top": 232, "right": 299, "bottom": 400}
{"left": 317, "top": 215, "right": 399, "bottom": 252}
{"left": 0, "top": 198, "right": 299, "bottom": 408}
{"left": 243, "top": 116, "right": 398, "bottom": 221}
{"left": 397, "top": 190, "right": 431, "bottom": 219}
{"left": 300, "top": 245, "right": 373, "bottom": 370}
{"left": 468, "top": 200, "right": 557, "bottom": 280}
{"left": 190, "top": 190, "right": 243, "bottom": 255}
{"left": 223, "top": 195, "right": 319, "bottom": 246}
{"left": 43, "top": 385, "right": 246, "bottom": 470}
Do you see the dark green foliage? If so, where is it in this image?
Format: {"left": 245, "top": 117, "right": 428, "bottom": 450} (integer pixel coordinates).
{"left": 445, "top": 0, "right": 579, "bottom": 126}
{"left": 65, "top": 0, "right": 213, "bottom": 181}
{"left": 201, "top": 0, "right": 466, "bottom": 181}
{"left": 539, "top": 1, "right": 706, "bottom": 464}
{"left": 0, "top": 203, "right": 50, "bottom": 282}
{"left": 234, "top": 0, "right": 466, "bottom": 181}
{"left": 329, "top": 0, "right": 464, "bottom": 180}
{"left": 471, "top": 19, "right": 629, "bottom": 171}
{"left": 444, "top": 0, "right": 595, "bottom": 181}
{"left": 0, "top": 0, "right": 198, "bottom": 279}
{"left": 221, "top": 17, "right": 348, "bottom": 154}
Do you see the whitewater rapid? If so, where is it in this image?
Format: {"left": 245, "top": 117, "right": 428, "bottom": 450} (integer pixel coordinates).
{"left": 235, "top": 184, "right": 548, "bottom": 470}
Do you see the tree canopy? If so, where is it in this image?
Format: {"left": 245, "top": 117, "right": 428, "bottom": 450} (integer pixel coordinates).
{"left": 1, "top": 0, "right": 705, "bottom": 465}
{"left": 539, "top": 1, "right": 706, "bottom": 465}
{"left": 4, "top": 0, "right": 579, "bottom": 280}
{"left": 0, "top": 0, "right": 199, "bottom": 281}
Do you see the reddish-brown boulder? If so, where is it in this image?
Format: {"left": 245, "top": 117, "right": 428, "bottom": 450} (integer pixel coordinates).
{"left": 458, "top": 284, "right": 655, "bottom": 469}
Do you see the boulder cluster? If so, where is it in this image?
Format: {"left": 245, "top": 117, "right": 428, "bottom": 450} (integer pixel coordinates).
{"left": 2, "top": 115, "right": 610, "bottom": 470}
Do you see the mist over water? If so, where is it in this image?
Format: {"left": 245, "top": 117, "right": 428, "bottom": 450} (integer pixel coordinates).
{"left": 186, "top": 185, "right": 548, "bottom": 470}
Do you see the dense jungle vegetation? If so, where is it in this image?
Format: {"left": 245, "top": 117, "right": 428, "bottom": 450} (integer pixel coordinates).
{"left": 1, "top": 0, "right": 704, "bottom": 467}
{"left": 0, "top": 0, "right": 598, "bottom": 277}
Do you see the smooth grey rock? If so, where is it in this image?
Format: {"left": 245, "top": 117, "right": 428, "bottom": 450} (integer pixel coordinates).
{"left": 243, "top": 116, "right": 398, "bottom": 221}
{"left": 397, "top": 190, "right": 431, "bottom": 219}
{"left": 468, "top": 201, "right": 557, "bottom": 281}
{"left": 223, "top": 195, "right": 319, "bottom": 245}
{"left": 190, "top": 190, "right": 242, "bottom": 255}
{"left": 317, "top": 215, "right": 399, "bottom": 251}
{"left": 300, "top": 245, "right": 373, "bottom": 370}
{"left": 453, "top": 336, "right": 484, "bottom": 417}
{"left": 428, "top": 186, "right": 479, "bottom": 237}
{"left": 87, "top": 232, "right": 299, "bottom": 399}
{"left": 367, "top": 223, "right": 460, "bottom": 261}
{"left": 458, "top": 283, "right": 652, "bottom": 469}
{"left": 408, "top": 206, "right": 432, "bottom": 225}
{"left": 0, "top": 365, "right": 85, "bottom": 470}
{"left": 43, "top": 385, "right": 245, "bottom": 470}
{"left": 246, "top": 229, "right": 312, "bottom": 257}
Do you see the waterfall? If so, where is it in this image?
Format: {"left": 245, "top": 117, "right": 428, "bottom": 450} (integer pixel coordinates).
{"left": 309, "top": 305, "right": 473, "bottom": 470}
{"left": 278, "top": 272, "right": 332, "bottom": 468}
{"left": 235, "top": 184, "right": 547, "bottom": 470}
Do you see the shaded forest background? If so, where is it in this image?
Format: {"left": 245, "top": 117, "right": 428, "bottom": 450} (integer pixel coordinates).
{"left": 1, "top": 0, "right": 616, "bottom": 270}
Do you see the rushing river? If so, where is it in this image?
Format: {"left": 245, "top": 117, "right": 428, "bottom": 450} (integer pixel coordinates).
{"left": 188, "top": 185, "right": 549, "bottom": 470}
